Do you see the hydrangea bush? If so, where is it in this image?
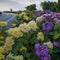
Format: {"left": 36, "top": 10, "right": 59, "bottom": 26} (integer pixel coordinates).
{"left": 0, "top": 12, "right": 60, "bottom": 60}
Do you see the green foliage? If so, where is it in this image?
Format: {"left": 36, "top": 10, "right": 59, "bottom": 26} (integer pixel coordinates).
{"left": 1, "top": 10, "right": 60, "bottom": 60}
{"left": 57, "top": 0, "right": 60, "bottom": 12}
{"left": 25, "top": 4, "right": 36, "bottom": 11}
{"left": 25, "top": 10, "right": 34, "bottom": 20}
{"left": 41, "top": 0, "right": 60, "bottom": 12}
{"left": 41, "top": 1, "right": 57, "bottom": 12}
{"left": 53, "top": 23, "right": 60, "bottom": 39}
{"left": 11, "top": 31, "right": 39, "bottom": 60}
{"left": 15, "top": 11, "right": 34, "bottom": 27}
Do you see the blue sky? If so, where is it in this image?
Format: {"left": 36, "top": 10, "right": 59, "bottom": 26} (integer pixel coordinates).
{"left": 0, "top": 0, "right": 58, "bottom": 11}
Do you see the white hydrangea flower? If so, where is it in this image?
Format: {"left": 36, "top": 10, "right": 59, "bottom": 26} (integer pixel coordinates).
{"left": 28, "top": 21, "right": 37, "bottom": 31}
{"left": 36, "top": 16, "right": 43, "bottom": 23}
{"left": 8, "top": 27, "right": 23, "bottom": 38}
{"left": 44, "top": 41, "right": 53, "bottom": 49}
{"left": 19, "top": 23, "right": 30, "bottom": 33}
{"left": 14, "top": 55, "right": 23, "bottom": 60}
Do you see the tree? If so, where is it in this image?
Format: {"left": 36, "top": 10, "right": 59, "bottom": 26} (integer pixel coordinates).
{"left": 25, "top": 4, "right": 36, "bottom": 11}
{"left": 57, "top": 0, "right": 60, "bottom": 12}
{"left": 41, "top": 1, "right": 57, "bottom": 12}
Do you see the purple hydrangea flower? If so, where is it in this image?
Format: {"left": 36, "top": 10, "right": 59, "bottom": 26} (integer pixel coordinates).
{"left": 54, "top": 18, "right": 60, "bottom": 25}
{"left": 41, "top": 55, "right": 51, "bottom": 60}
{"left": 34, "top": 43, "right": 51, "bottom": 60}
{"left": 34, "top": 43, "right": 41, "bottom": 50}
{"left": 51, "top": 15, "right": 56, "bottom": 20}
{"left": 43, "top": 13, "right": 52, "bottom": 17}
{"left": 53, "top": 13, "right": 60, "bottom": 25}
{"left": 42, "top": 22, "right": 54, "bottom": 34}
{"left": 42, "top": 17, "right": 46, "bottom": 21}
{"left": 37, "top": 14, "right": 41, "bottom": 17}
{"left": 53, "top": 41, "right": 60, "bottom": 47}
{"left": 42, "top": 13, "right": 55, "bottom": 21}
{"left": 54, "top": 13, "right": 60, "bottom": 18}
{"left": 35, "top": 50, "right": 41, "bottom": 57}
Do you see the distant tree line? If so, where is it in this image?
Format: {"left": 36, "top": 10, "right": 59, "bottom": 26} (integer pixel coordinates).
{"left": 41, "top": 0, "right": 60, "bottom": 12}
{"left": 57, "top": 0, "right": 60, "bottom": 12}
{"left": 41, "top": 1, "right": 57, "bottom": 12}
{"left": 25, "top": 0, "right": 60, "bottom": 12}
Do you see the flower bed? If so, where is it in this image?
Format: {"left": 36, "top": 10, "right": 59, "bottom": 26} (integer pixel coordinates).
{"left": 0, "top": 12, "right": 60, "bottom": 60}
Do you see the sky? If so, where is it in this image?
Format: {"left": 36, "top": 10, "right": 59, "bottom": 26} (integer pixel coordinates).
{"left": 0, "top": 0, "right": 58, "bottom": 11}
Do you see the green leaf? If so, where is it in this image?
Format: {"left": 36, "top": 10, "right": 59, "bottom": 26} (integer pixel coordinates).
{"left": 54, "top": 31, "right": 60, "bottom": 39}
{"left": 54, "top": 23, "right": 60, "bottom": 30}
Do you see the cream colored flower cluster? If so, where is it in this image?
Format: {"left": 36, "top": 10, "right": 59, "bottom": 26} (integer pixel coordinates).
{"left": 37, "top": 32, "right": 53, "bottom": 49}
{"left": 36, "top": 16, "right": 43, "bottom": 23}
{"left": 0, "top": 47, "right": 5, "bottom": 60}
{"left": 19, "top": 23, "right": 31, "bottom": 33}
{"left": 2, "top": 20, "right": 37, "bottom": 55}
{"left": 6, "top": 53, "right": 23, "bottom": 60}
{"left": 8, "top": 27, "right": 23, "bottom": 38}
{"left": 0, "top": 15, "right": 54, "bottom": 60}
{"left": 14, "top": 55, "right": 23, "bottom": 60}
{"left": 28, "top": 21, "right": 37, "bottom": 31}
{"left": 3, "top": 36, "right": 14, "bottom": 52}
{"left": 19, "top": 12, "right": 29, "bottom": 21}
{"left": 7, "top": 21, "right": 37, "bottom": 39}
{"left": 37, "top": 32, "right": 44, "bottom": 41}
{"left": 19, "top": 21, "right": 37, "bottom": 32}
{"left": 44, "top": 41, "right": 53, "bottom": 49}
{"left": 0, "top": 21, "right": 7, "bottom": 26}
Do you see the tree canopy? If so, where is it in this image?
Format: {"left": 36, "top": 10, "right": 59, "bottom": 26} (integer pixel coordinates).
{"left": 25, "top": 4, "right": 36, "bottom": 11}
{"left": 57, "top": 0, "right": 60, "bottom": 12}
{"left": 41, "top": 1, "right": 57, "bottom": 12}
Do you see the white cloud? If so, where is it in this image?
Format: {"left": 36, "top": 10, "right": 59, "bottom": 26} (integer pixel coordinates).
{"left": 0, "top": 3, "right": 11, "bottom": 11}
{"left": 0, "top": 0, "right": 58, "bottom": 11}
{"left": 7, "top": 0, "right": 58, "bottom": 8}
{"left": 7, "top": 0, "right": 17, "bottom": 1}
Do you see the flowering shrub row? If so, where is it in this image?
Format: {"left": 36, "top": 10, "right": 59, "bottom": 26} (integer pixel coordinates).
{"left": 0, "top": 12, "right": 60, "bottom": 60}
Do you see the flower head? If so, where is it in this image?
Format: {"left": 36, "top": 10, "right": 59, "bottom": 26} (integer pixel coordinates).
{"left": 4, "top": 36, "right": 14, "bottom": 52}
{"left": 12, "top": 23, "right": 16, "bottom": 27}
{"left": 19, "top": 23, "right": 30, "bottom": 33}
{"left": 6, "top": 53, "right": 14, "bottom": 60}
{"left": 28, "top": 21, "right": 37, "bottom": 31}
{"left": 44, "top": 41, "right": 53, "bottom": 49}
{"left": 34, "top": 43, "right": 41, "bottom": 50}
{"left": 54, "top": 18, "right": 60, "bottom": 25}
{"left": 53, "top": 41, "right": 60, "bottom": 47}
{"left": 37, "top": 32, "right": 44, "bottom": 41}
{"left": 43, "top": 13, "right": 52, "bottom": 17}
{"left": 0, "top": 47, "right": 4, "bottom": 54}
{"left": 14, "top": 55, "right": 23, "bottom": 60}
{"left": 0, "top": 21, "right": 7, "bottom": 26}
{"left": 0, "top": 54, "right": 4, "bottom": 60}
{"left": 23, "top": 15, "right": 29, "bottom": 21}
{"left": 34, "top": 43, "right": 51, "bottom": 60}
{"left": 8, "top": 27, "right": 23, "bottom": 38}
{"left": 20, "top": 46, "right": 27, "bottom": 52}
{"left": 42, "top": 22, "right": 54, "bottom": 34}
{"left": 36, "top": 16, "right": 43, "bottom": 23}
{"left": 54, "top": 13, "right": 60, "bottom": 18}
{"left": 0, "top": 36, "right": 4, "bottom": 40}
